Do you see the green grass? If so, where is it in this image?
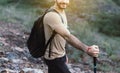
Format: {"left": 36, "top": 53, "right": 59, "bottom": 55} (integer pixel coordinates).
{"left": 0, "top": 3, "right": 44, "bottom": 31}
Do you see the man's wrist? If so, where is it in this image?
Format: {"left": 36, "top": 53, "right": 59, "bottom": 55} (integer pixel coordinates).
{"left": 86, "top": 46, "right": 91, "bottom": 53}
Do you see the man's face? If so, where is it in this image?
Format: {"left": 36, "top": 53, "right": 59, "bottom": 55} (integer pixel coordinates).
{"left": 55, "top": 0, "right": 69, "bottom": 9}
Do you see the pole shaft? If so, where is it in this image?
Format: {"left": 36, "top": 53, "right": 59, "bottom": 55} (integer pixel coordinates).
{"left": 93, "top": 57, "right": 97, "bottom": 73}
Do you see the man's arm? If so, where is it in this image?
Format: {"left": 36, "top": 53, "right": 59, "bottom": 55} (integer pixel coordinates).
{"left": 54, "top": 26, "right": 99, "bottom": 57}
{"left": 64, "top": 34, "right": 88, "bottom": 52}
{"left": 51, "top": 22, "right": 88, "bottom": 52}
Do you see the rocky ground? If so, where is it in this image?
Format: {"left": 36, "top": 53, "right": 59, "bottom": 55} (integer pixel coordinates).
{"left": 0, "top": 21, "right": 117, "bottom": 73}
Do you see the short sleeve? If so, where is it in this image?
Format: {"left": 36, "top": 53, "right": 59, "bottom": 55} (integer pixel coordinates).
{"left": 43, "top": 12, "right": 70, "bottom": 35}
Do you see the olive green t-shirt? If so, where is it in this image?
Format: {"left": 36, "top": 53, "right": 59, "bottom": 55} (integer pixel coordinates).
{"left": 43, "top": 10, "right": 70, "bottom": 60}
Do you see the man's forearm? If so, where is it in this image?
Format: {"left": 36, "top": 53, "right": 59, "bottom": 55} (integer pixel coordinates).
{"left": 64, "top": 34, "right": 88, "bottom": 52}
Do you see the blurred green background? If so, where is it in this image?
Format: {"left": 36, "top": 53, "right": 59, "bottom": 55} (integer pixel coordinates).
{"left": 0, "top": 0, "right": 120, "bottom": 72}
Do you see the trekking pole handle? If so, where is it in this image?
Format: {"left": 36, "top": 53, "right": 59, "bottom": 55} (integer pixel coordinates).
{"left": 93, "top": 57, "right": 97, "bottom": 73}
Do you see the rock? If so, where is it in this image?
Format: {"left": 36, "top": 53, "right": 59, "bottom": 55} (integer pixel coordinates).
{"left": 1, "top": 63, "right": 8, "bottom": 68}
{"left": 22, "top": 57, "right": 28, "bottom": 61}
{"left": 0, "top": 57, "right": 9, "bottom": 63}
{"left": 0, "top": 69, "right": 17, "bottom": 73}
{"left": 14, "top": 47, "right": 24, "bottom": 52}
{"left": 19, "top": 70, "right": 25, "bottom": 73}
{"left": 6, "top": 52, "right": 19, "bottom": 59}
{"left": 73, "top": 67, "right": 81, "bottom": 72}
{"left": 22, "top": 68, "right": 43, "bottom": 73}
{"left": 0, "top": 37, "right": 8, "bottom": 46}
{"left": 0, "top": 52, "right": 5, "bottom": 57}
{"left": 0, "top": 70, "right": 8, "bottom": 73}
{"left": 11, "top": 59, "right": 24, "bottom": 63}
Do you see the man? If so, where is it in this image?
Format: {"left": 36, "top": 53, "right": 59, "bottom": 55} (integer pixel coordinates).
{"left": 43, "top": 0, "right": 100, "bottom": 73}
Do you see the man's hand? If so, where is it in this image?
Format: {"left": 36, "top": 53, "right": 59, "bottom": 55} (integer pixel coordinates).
{"left": 87, "top": 45, "right": 100, "bottom": 57}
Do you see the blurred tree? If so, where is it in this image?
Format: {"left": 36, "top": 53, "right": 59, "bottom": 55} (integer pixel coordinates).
{"left": 112, "top": 0, "right": 120, "bottom": 6}
{"left": 0, "top": 0, "right": 52, "bottom": 8}
{"left": 90, "top": 12, "right": 120, "bottom": 36}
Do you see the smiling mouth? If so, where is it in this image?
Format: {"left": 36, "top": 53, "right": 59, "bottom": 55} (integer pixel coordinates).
{"left": 60, "top": 3, "right": 68, "bottom": 6}
{"left": 61, "top": 3, "right": 68, "bottom": 5}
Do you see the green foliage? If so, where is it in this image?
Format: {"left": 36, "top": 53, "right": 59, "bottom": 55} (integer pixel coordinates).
{"left": 109, "top": 54, "right": 120, "bottom": 62}
{"left": 101, "top": 41, "right": 113, "bottom": 56}
{"left": 0, "top": 4, "right": 44, "bottom": 32}
{"left": 19, "top": 0, "right": 52, "bottom": 8}
{"left": 89, "top": 12, "right": 120, "bottom": 36}
{"left": 97, "top": 63, "right": 113, "bottom": 72}
{"left": 0, "top": 0, "right": 19, "bottom": 5}
{"left": 0, "top": 0, "right": 52, "bottom": 8}
{"left": 114, "top": 67, "right": 120, "bottom": 73}
{"left": 0, "top": 0, "right": 8, "bottom": 4}
{"left": 112, "top": 0, "right": 120, "bottom": 6}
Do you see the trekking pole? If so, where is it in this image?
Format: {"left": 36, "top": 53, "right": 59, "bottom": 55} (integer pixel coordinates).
{"left": 93, "top": 57, "right": 97, "bottom": 73}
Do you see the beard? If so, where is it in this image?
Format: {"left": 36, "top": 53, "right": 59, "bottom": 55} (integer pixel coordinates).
{"left": 56, "top": 0, "right": 68, "bottom": 9}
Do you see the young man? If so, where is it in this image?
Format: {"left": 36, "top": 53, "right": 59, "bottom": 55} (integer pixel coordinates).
{"left": 43, "top": 0, "right": 100, "bottom": 73}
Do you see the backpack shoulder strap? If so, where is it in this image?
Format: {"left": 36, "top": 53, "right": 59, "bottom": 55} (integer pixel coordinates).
{"left": 52, "top": 9, "right": 64, "bottom": 24}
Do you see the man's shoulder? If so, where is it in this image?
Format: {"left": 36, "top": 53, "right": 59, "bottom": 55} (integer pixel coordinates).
{"left": 44, "top": 11, "right": 60, "bottom": 21}
{"left": 45, "top": 11, "right": 59, "bottom": 17}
